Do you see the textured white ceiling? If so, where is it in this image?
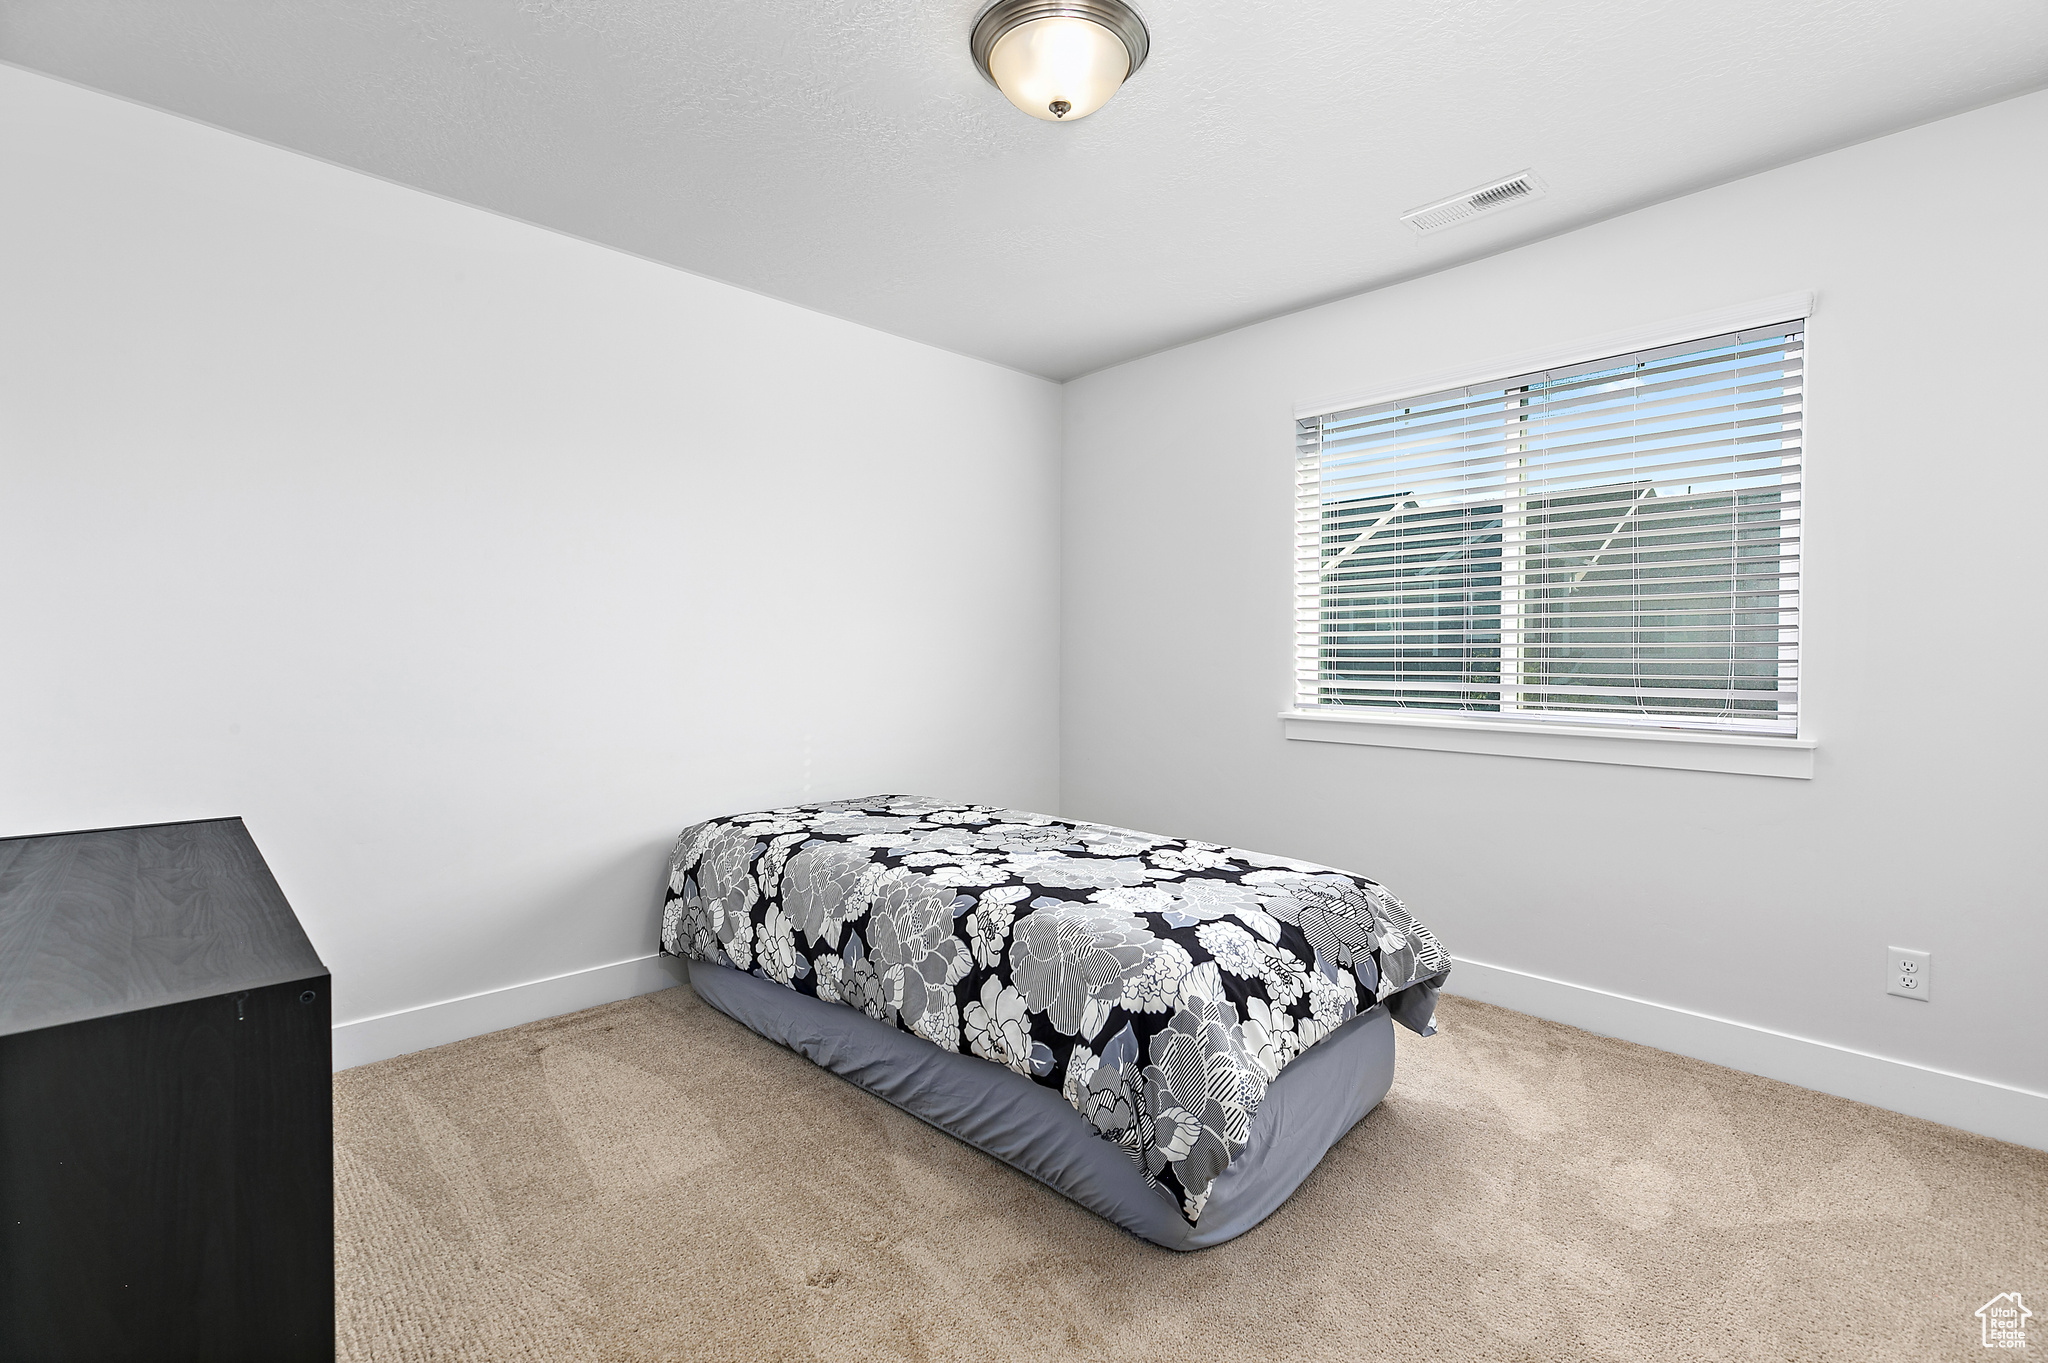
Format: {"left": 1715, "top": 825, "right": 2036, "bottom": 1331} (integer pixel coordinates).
{"left": 5, "top": 1, "right": 2045, "bottom": 379}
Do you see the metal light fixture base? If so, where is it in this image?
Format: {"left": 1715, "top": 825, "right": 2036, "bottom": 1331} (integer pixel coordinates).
{"left": 969, "top": 0, "right": 1151, "bottom": 90}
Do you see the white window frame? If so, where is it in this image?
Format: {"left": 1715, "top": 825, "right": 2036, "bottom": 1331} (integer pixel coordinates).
{"left": 1281, "top": 292, "right": 1818, "bottom": 780}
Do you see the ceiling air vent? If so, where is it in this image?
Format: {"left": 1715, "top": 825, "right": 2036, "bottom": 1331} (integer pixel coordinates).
{"left": 1401, "top": 171, "right": 1546, "bottom": 235}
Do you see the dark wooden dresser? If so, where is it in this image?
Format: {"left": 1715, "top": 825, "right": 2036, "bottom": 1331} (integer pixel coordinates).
{"left": 0, "top": 818, "right": 333, "bottom": 1362}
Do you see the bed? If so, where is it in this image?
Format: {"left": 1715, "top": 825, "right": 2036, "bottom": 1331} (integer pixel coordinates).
{"left": 659, "top": 796, "right": 1449, "bottom": 1250}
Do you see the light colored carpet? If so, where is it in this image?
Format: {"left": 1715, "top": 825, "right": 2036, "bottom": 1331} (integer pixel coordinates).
{"left": 335, "top": 984, "right": 2044, "bottom": 1361}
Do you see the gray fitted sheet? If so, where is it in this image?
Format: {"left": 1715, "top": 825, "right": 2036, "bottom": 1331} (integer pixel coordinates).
{"left": 688, "top": 957, "right": 1395, "bottom": 1250}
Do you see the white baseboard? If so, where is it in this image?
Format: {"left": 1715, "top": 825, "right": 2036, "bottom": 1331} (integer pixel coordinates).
{"left": 330, "top": 949, "right": 2047, "bottom": 1152}
{"left": 1443, "top": 957, "right": 2048, "bottom": 1153}
{"left": 331, "top": 953, "right": 686, "bottom": 1071}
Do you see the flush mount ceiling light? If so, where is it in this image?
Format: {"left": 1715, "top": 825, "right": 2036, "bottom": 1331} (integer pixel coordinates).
{"left": 971, "top": 0, "right": 1150, "bottom": 122}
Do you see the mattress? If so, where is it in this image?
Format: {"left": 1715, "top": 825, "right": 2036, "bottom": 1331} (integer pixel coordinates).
{"left": 660, "top": 796, "right": 1449, "bottom": 1248}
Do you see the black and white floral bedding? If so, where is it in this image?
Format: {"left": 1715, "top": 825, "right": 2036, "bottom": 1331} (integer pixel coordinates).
{"left": 659, "top": 796, "right": 1450, "bottom": 1226}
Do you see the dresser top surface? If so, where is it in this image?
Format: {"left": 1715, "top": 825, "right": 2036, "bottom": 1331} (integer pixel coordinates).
{"left": 0, "top": 818, "right": 328, "bottom": 1036}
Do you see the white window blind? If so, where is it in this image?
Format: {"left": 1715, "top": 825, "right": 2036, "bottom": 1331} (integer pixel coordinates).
{"left": 1294, "top": 321, "right": 1804, "bottom": 736}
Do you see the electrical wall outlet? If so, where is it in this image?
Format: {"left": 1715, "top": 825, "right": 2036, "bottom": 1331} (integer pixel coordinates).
{"left": 1887, "top": 947, "right": 1931, "bottom": 1001}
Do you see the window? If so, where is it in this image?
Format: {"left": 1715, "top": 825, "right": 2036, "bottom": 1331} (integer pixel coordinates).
{"left": 1294, "top": 321, "right": 1804, "bottom": 738}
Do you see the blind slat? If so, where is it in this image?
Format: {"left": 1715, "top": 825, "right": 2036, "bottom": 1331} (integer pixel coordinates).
{"left": 1309, "top": 329, "right": 1804, "bottom": 431}
{"left": 1312, "top": 381, "right": 1806, "bottom": 465}
{"left": 1310, "top": 561, "right": 1805, "bottom": 594}
{"left": 1309, "top": 679, "right": 1798, "bottom": 703}
{"left": 1309, "top": 439, "right": 1803, "bottom": 510}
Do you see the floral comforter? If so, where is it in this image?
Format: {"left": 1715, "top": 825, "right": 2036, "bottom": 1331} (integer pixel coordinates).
{"left": 659, "top": 796, "right": 1450, "bottom": 1225}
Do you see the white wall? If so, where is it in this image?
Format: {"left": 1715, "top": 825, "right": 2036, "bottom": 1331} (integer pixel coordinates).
{"left": 8, "top": 60, "right": 2041, "bottom": 1132}
{"left": 1061, "top": 92, "right": 2048, "bottom": 1136}
{"left": 0, "top": 65, "right": 1062, "bottom": 1050}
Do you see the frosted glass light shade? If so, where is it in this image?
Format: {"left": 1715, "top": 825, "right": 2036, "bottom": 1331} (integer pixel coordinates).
{"left": 987, "top": 16, "right": 1131, "bottom": 121}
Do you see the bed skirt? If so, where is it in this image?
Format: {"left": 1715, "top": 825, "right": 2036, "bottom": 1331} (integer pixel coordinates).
{"left": 688, "top": 957, "right": 1396, "bottom": 1250}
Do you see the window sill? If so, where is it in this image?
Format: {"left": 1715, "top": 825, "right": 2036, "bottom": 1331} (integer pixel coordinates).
{"left": 1279, "top": 709, "right": 1816, "bottom": 779}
